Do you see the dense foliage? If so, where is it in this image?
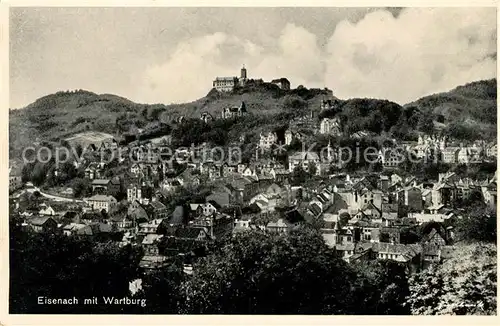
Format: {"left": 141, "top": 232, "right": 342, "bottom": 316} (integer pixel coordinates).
{"left": 9, "top": 221, "right": 143, "bottom": 313}
{"left": 10, "top": 225, "right": 416, "bottom": 314}
{"left": 406, "top": 244, "right": 497, "bottom": 315}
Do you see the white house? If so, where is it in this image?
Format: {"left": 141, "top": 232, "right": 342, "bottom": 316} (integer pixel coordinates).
{"left": 259, "top": 132, "right": 278, "bottom": 150}
{"left": 85, "top": 195, "right": 118, "bottom": 213}
{"left": 319, "top": 117, "right": 341, "bottom": 135}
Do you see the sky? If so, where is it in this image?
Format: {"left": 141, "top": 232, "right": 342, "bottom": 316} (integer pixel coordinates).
{"left": 9, "top": 7, "right": 497, "bottom": 108}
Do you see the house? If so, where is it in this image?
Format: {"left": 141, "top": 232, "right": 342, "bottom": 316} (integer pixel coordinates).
{"left": 324, "top": 222, "right": 357, "bottom": 260}
{"left": 202, "top": 201, "right": 220, "bottom": 216}
{"left": 457, "top": 146, "right": 478, "bottom": 164}
{"left": 130, "top": 163, "right": 142, "bottom": 175}
{"left": 431, "top": 182, "right": 455, "bottom": 207}
{"left": 409, "top": 212, "right": 449, "bottom": 224}
{"left": 148, "top": 201, "right": 169, "bottom": 220}
{"left": 128, "top": 200, "right": 151, "bottom": 221}
{"left": 28, "top": 216, "right": 58, "bottom": 234}
{"left": 259, "top": 131, "right": 278, "bottom": 150}
{"left": 221, "top": 101, "right": 247, "bottom": 119}
{"left": 84, "top": 162, "right": 105, "bottom": 180}
{"left": 188, "top": 203, "right": 205, "bottom": 218}
{"left": 233, "top": 216, "right": 252, "bottom": 233}
{"left": 378, "top": 148, "right": 404, "bottom": 168}
{"left": 321, "top": 193, "right": 349, "bottom": 223}
{"left": 222, "top": 163, "right": 238, "bottom": 177}
{"left": 481, "top": 181, "right": 497, "bottom": 209}
{"left": 161, "top": 178, "right": 184, "bottom": 193}
{"left": 288, "top": 151, "right": 321, "bottom": 175}
{"left": 138, "top": 218, "right": 166, "bottom": 234}
{"left": 85, "top": 194, "right": 118, "bottom": 213}
{"left": 169, "top": 205, "right": 186, "bottom": 225}
{"left": 88, "top": 222, "right": 116, "bottom": 236}
{"left": 62, "top": 223, "right": 93, "bottom": 236}
{"left": 319, "top": 117, "right": 342, "bottom": 135}
{"left": 271, "top": 78, "right": 290, "bottom": 90}
{"left": 486, "top": 142, "right": 497, "bottom": 157}
{"left": 372, "top": 243, "right": 422, "bottom": 270}
{"left": 242, "top": 166, "right": 257, "bottom": 178}
{"left": 142, "top": 234, "right": 163, "bottom": 256}
{"left": 266, "top": 218, "right": 290, "bottom": 233}
{"left": 423, "top": 228, "right": 447, "bottom": 246}
{"left": 237, "top": 163, "right": 247, "bottom": 175}
{"left": 39, "top": 204, "right": 57, "bottom": 216}
{"left": 140, "top": 234, "right": 169, "bottom": 270}
{"left": 398, "top": 186, "right": 423, "bottom": 212}
{"left": 284, "top": 129, "right": 305, "bottom": 146}
{"left": 127, "top": 183, "right": 147, "bottom": 203}
{"left": 110, "top": 215, "right": 135, "bottom": 232}
{"left": 174, "top": 226, "right": 210, "bottom": 241}
{"left": 204, "top": 163, "right": 222, "bottom": 179}
{"left": 206, "top": 191, "right": 231, "bottom": 208}
{"left": 9, "top": 166, "right": 23, "bottom": 192}
{"left": 91, "top": 178, "right": 120, "bottom": 195}
{"left": 344, "top": 182, "right": 383, "bottom": 213}
{"left": 358, "top": 201, "right": 383, "bottom": 221}
{"left": 441, "top": 147, "right": 460, "bottom": 163}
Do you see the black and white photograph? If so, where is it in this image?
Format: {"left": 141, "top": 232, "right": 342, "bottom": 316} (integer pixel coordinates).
{"left": 4, "top": 3, "right": 498, "bottom": 318}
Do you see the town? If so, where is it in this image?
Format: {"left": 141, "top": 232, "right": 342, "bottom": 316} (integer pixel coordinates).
{"left": 8, "top": 66, "right": 497, "bottom": 315}
{"left": 10, "top": 66, "right": 497, "bottom": 271}
{"left": 7, "top": 6, "right": 498, "bottom": 317}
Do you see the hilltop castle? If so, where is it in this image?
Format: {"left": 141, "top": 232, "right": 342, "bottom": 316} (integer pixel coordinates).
{"left": 212, "top": 66, "right": 290, "bottom": 92}
{"left": 213, "top": 65, "right": 248, "bottom": 92}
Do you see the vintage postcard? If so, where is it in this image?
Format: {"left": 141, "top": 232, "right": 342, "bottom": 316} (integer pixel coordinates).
{"left": 1, "top": 1, "right": 499, "bottom": 325}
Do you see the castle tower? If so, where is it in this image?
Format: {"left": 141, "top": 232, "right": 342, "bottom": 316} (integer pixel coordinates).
{"left": 240, "top": 64, "right": 247, "bottom": 79}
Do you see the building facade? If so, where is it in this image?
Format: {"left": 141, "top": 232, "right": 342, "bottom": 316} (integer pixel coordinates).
{"left": 213, "top": 65, "right": 248, "bottom": 92}
{"left": 319, "top": 117, "right": 342, "bottom": 135}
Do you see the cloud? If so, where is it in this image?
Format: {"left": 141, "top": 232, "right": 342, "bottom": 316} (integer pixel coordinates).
{"left": 254, "top": 24, "right": 325, "bottom": 88}
{"left": 135, "top": 32, "right": 250, "bottom": 104}
{"left": 135, "top": 8, "right": 496, "bottom": 105}
{"left": 134, "top": 23, "right": 325, "bottom": 104}
{"left": 324, "top": 8, "right": 497, "bottom": 104}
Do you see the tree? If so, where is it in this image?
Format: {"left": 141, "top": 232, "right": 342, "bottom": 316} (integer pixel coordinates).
{"left": 180, "top": 229, "right": 359, "bottom": 314}
{"left": 379, "top": 232, "right": 390, "bottom": 243}
{"left": 71, "top": 178, "right": 91, "bottom": 198}
{"left": 136, "top": 264, "right": 185, "bottom": 313}
{"left": 21, "top": 163, "right": 34, "bottom": 183}
{"left": 9, "top": 228, "right": 143, "bottom": 313}
{"left": 31, "top": 162, "right": 47, "bottom": 186}
{"left": 287, "top": 138, "right": 303, "bottom": 151}
{"left": 338, "top": 212, "right": 350, "bottom": 227}
{"left": 406, "top": 244, "right": 496, "bottom": 315}
{"left": 400, "top": 227, "right": 421, "bottom": 244}
{"left": 417, "top": 113, "right": 434, "bottom": 134}
{"left": 455, "top": 205, "right": 496, "bottom": 243}
{"left": 352, "top": 260, "right": 411, "bottom": 314}
{"left": 291, "top": 166, "right": 308, "bottom": 186}
{"left": 307, "top": 161, "right": 317, "bottom": 177}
